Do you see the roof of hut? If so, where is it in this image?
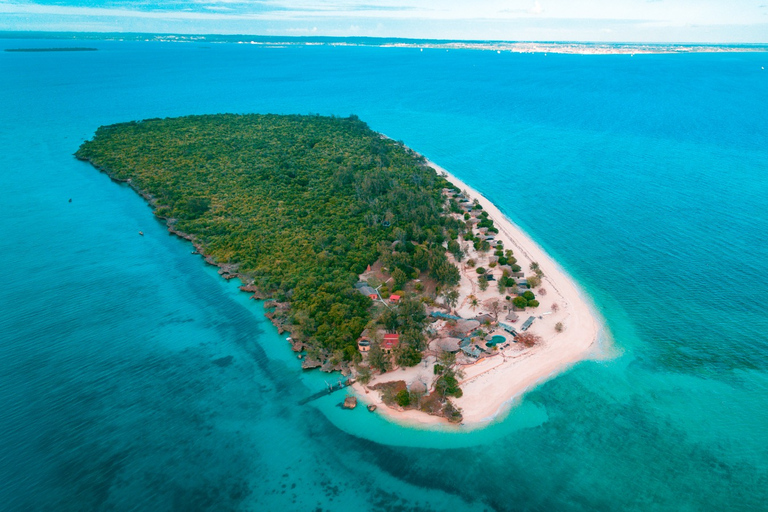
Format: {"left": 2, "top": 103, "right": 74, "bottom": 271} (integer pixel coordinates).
{"left": 429, "top": 337, "right": 461, "bottom": 353}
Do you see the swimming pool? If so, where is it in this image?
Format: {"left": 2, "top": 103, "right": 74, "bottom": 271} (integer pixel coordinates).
{"left": 486, "top": 335, "right": 506, "bottom": 347}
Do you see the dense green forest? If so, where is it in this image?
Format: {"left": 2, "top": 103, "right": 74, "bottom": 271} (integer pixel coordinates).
{"left": 76, "top": 114, "right": 460, "bottom": 359}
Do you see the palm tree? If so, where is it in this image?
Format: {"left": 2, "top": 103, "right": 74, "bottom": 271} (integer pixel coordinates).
{"left": 468, "top": 294, "right": 479, "bottom": 311}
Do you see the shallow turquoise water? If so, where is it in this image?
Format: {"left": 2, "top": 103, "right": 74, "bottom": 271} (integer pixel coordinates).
{"left": 1, "top": 38, "right": 767, "bottom": 510}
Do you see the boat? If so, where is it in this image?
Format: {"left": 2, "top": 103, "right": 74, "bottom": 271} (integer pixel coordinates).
{"left": 138, "top": 231, "right": 144, "bottom": 236}
{"left": 367, "top": 404, "right": 377, "bottom": 412}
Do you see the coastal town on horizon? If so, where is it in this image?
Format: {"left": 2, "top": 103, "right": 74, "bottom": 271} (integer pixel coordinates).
{"left": 3, "top": 31, "right": 767, "bottom": 55}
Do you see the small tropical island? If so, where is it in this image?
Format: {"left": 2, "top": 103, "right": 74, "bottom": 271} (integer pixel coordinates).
{"left": 76, "top": 113, "right": 602, "bottom": 427}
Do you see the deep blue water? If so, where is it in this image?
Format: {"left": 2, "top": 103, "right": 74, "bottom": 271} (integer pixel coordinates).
{"left": 1, "top": 39, "right": 767, "bottom": 511}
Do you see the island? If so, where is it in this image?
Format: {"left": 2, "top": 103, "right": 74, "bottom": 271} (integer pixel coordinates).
{"left": 76, "top": 113, "right": 603, "bottom": 427}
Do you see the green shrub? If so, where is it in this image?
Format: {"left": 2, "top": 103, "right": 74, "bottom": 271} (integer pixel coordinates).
{"left": 512, "top": 296, "right": 528, "bottom": 309}
{"left": 396, "top": 345, "right": 422, "bottom": 367}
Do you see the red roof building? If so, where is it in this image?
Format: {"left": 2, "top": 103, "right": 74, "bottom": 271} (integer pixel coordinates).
{"left": 382, "top": 333, "right": 400, "bottom": 353}
{"left": 389, "top": 294, "right": 401, "bottom": 303}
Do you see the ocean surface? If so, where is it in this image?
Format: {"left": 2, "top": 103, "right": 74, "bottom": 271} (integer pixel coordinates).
{"left": 1, "top": 37, "right": 767, "bottom": 511}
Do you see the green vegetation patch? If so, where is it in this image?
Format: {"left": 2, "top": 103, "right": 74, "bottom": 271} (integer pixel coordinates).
{"left": 76, "top": 114, "right": 454, "bottom": 356}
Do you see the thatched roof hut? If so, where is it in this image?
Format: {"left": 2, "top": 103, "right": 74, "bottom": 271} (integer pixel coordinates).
{"left": 429, "top": 337, "right": 461, "bottom": 353}
{"left": 453, "top": 319, "right": 480, "bottom": 334}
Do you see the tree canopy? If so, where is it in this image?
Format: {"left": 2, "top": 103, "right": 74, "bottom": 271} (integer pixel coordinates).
{"left": 76, "top": 113, "right": 458, "bottom": 357}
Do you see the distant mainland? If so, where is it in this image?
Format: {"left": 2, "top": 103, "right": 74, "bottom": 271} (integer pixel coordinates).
{"left": 4, "top": 47, "right": 98, "bottom": 52}
{"left": 3, "top": 32, "right": 767, "bottom": 54}
{"left": 76, "top": 114, "right": 605, "bottom": 427}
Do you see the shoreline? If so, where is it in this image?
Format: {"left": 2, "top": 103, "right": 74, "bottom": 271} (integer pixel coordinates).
{"left": 355, "top": 157, "right": 610, "bottom": 428}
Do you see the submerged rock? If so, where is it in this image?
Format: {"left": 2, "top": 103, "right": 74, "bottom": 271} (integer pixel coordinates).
{"left": 211, "top": 355, "right": 234, "bottom": 367}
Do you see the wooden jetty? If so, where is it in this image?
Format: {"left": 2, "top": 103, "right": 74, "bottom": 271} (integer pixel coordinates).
{"left": 297, "top": 377, "right": 355, "bottom": 406}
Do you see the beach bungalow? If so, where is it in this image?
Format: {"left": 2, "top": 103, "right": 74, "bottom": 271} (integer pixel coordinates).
{"left": 430, "top": 337, "right": 461, "bottom": 353}
{"left": 505, "top": 311, "right": 519, "bottom": 323}
{"left": 355, "top": 282, "right": 378, "bottom": 297}
{"left": 382, "top": 333, "right": 400, "bottom": 353}
{"left": 389, "top": 294, "right": 401, "bottom": 304}
{"left": 461, "top": 345, "right": 483, "bottom": 358}
{"left": 357, "top": 329, "right": 372, "bottom": 352}
{"left": 429, "top": 311, "right": 463, "bottom": 321}
{"left": 511, "top": 272, "right": 525, "bottom": 279}
{"left": 521, "top": 316, "right": 536, "bottom": 331}
{"left": 452, "top": 319, "right": 481, "bottom": 336}
{"left": 474, "top": 313, "right": 494, "bottom": 324}
{"left": 499, "top": 322, "right": 518, "bottom": 336}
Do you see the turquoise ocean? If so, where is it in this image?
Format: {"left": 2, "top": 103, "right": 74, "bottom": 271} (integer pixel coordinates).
{"left": 1, "top": 37, "right": 767, "bottom": 511}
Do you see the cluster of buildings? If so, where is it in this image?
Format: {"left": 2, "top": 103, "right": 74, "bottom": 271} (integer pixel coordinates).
{"left": 351, "top": 188, "right": 541, "bottom": 368}
{"left": 356, "top": 330, "right": 400, "bottom": 354}
{"left": 353, "top": 281, "right": 401, "bottom": 304}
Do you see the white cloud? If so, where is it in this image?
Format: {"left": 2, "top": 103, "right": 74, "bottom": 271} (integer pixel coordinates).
{"left": 1, "top": 0, "right": 766, "bottom": 42}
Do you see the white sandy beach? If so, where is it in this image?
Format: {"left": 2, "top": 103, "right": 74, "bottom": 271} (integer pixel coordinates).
{"left": 353, "top": 158, "right": 608, "bottom": 428}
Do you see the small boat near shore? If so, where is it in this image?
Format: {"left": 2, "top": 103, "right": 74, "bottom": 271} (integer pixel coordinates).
{"left": 138, "top": 231, "right": 144, "bottom": 236}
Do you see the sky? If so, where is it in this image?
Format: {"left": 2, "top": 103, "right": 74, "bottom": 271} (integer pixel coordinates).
{"left": 1, "top": 0, "right": 767, "bottom": 42}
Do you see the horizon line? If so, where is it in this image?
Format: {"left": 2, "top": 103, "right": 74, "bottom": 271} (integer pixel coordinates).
{"left": 2, "top": 30, "right": 767, "bottom": 47}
